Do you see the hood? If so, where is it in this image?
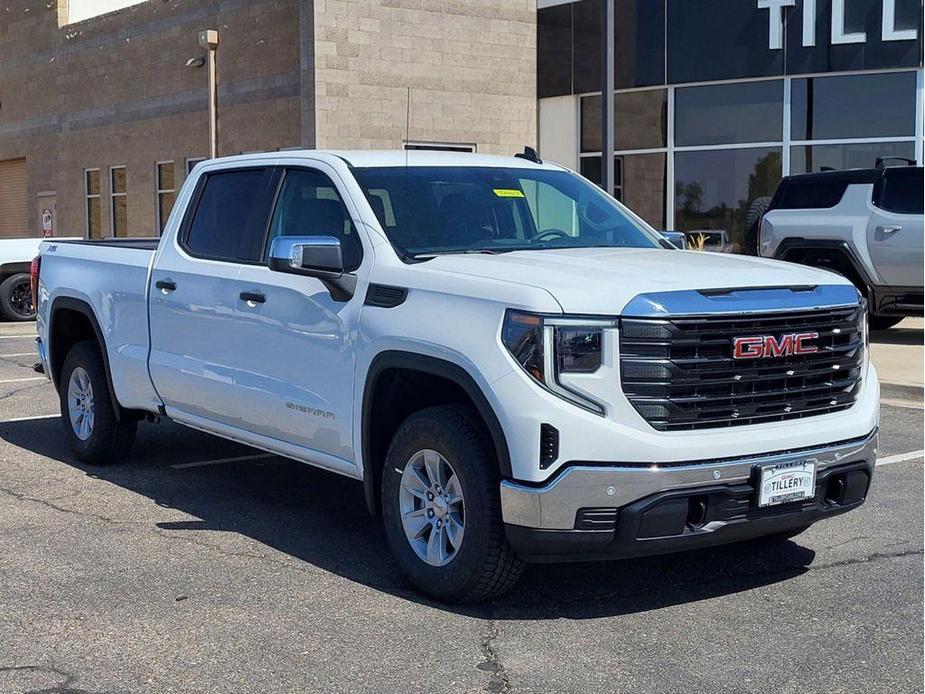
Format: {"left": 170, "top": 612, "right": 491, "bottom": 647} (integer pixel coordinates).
{"left": 423, "top": 247, "right": 853, "bottom": 314}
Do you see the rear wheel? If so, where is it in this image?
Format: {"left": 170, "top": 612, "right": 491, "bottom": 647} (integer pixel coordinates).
{"left": 59, "top": 341, "right": 136, "bottom": 464}
{"left": 381, "top": 405, "right": 524, "bottom": 603}
{"left": 0, "top": 273, "right": 36, "bottom": 321}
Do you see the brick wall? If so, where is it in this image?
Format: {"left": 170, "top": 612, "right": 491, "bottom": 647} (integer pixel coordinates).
{"left": 0, "top": 0, "right": 303, "bottom": 237}
{"left": 0, "top": 0, "right": 537, "bottom": 238}
{"left": 312, "top": 0, "right": 536, "bottom": 154}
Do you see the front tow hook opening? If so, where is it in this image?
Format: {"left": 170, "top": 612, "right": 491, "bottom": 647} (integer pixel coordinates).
{"left": 686, "top": 495, "right": 708, "bottom": 529}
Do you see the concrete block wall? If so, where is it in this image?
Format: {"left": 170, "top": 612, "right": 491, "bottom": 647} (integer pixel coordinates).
{"left": 312, "top": 0, "right": 537, "bottom": 154}
{"left": 0, "top": 0, "right": 303, "bottom": 237}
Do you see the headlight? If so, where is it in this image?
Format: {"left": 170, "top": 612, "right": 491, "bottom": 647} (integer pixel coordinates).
{"left": 502, "top": 310, "right": 613, "bottom": 414}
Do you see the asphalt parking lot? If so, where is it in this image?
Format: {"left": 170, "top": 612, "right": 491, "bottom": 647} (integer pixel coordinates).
{"left": 0, "top": 321, "right": 921, "bottom": 694}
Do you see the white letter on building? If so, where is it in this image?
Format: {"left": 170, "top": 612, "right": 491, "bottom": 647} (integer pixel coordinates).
{"left": 882, "top": 0, "right": 918, "bottom": 41}
{"left": 802, "top": 0, "right": 816, "bottom": 46}
{"left": 758, "top": 0, "right": 796, "bottom": 50}
{"left": 831, "top": 0, "right": 867, "bottom": 44}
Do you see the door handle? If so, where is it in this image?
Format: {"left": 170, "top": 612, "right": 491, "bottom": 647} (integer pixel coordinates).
{"left": 877, "top": 225, "right": 902, "bottom": 235}
{"left": 155, "top": 279, "right": 177, "bottom": 292}
{"left": 239, "top": 291, "right": 266, "bottom": 304}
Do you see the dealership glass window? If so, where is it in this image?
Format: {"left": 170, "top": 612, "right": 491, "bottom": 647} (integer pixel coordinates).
{"left": 156, "top": 162, "right": 176, "bottom": 235}
{"left": 84, "top": 169, "right": 101, "bottom": 239}
{"left": 666, "top": 0, "right": 783, "bottom": 84}
{"left": 674, "top": 148, "right": 781, "bottom": 252}
{"left": 791, "top": 72, "right": 917, "bottom": 141}
{"left": 790, "top": 142, "right": 917, "bottom": 174}
{"left": 110, "top": 166, "right": 127, "bottom": 237}
{"left": 580, "top": 154, "right": 666, "bottom": 229}
{"left": 581, "top": 89, "right": 667, "bottom": 152}
{"left": 675, "top": 81, "right": 782, "bottom": 146}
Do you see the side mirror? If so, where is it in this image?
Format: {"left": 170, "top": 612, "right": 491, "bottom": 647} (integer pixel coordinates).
{"left": 268, "top": 235, "right": 357, "bottom": 302}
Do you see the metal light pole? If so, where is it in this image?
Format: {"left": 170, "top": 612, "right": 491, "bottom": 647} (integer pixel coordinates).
{"left": 601, "top": 0, "right": 615, "bottom": 195}
{"left": 198, "top": 29, "right": 220, "bottom": 159}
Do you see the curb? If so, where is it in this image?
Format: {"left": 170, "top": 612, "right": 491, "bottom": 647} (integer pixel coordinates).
{"left": 881, "top": 381, "right": 924, "bottom": 405}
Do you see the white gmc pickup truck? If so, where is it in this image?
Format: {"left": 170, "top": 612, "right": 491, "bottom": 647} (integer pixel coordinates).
{"left": 34, "top": 150, "right": 880, "bottom": 602}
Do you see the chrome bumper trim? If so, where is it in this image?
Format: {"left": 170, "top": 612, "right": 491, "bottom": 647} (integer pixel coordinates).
{"left": 500, "top": 429, "right": 878, "bottom": 530}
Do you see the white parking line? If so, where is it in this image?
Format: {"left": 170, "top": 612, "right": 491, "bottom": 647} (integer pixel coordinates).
{"left": 876, "top": 450, "right": 924, "bottom": 467}
{"left": 171, "top": 453, "right": 275, "bottom": 469}
{"left": 0, "top": 335, "right": 35, "bottom": 340}
{"left": 0, "top": 377, "right": 46, "bottom": 383}
{"left": 0, "top": 353, "right": 35, "bottom": 358}
{"left": 0, "top": 413, "right": 58, "bottom": 423}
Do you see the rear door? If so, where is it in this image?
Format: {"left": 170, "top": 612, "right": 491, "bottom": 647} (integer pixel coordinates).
{"left": 148, "top": 166, "right": 279, "bottom": 427}
{"left": 867, "top": 167, "right": 924, "bottom": 288}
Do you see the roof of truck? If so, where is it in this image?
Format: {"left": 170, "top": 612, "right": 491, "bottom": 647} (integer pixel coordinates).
{"left": 201, "top": 149, "right": 565, "bottom": 170}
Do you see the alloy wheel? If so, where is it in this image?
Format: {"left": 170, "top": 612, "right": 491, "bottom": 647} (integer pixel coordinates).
{"left": 67, "top": 366, "right": 95, "bottom": 441}
{"left": 398, "top": 449, "right": 465, "bottom": 567}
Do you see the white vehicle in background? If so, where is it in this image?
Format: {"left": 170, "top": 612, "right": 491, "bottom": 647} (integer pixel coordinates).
{"left": 33, "top": 150, "right": 880, "bottom": 602}
{"left": 0, "top": 237, "right": 48, "bottom": 321}
{"left": 759, "top": 164, "right": 924, "bottom": 330}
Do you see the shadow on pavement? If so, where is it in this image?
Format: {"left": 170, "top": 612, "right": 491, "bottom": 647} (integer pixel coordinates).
{"left": 1, "top": 416, "right": 815, "bottom": 620}
{"left": 871, "top": 326, "right": 923, "bottom": 346}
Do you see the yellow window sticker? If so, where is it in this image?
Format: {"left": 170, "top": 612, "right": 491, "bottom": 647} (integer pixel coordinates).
{"left": 493, "top": 188, "right": 525, "bottom": 198}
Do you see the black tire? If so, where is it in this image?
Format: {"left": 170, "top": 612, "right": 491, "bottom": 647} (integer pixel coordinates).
{"left": 381, "top": 405, "right": 524, "bottom": 603}
{"left": 869, "top": 315, "right": 904, "bottom": 331}
{"left": 59, "top": 341, "right": 136, "bottom": 465}
{"left": 743, "top": 196, "right": 771, "bottom": 256}
{"left": 0, "top": 273, "right": 36, "bottom": 321}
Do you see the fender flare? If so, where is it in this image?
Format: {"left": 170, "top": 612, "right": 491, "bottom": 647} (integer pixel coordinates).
{"left": 49, "top": 296, "right": 127, "bottom": 421}
{"left": 773, "top": 238, "right": 877, "bottom": 296}
{"left": 361, "top": 350, "right": 512, "bottom": 514}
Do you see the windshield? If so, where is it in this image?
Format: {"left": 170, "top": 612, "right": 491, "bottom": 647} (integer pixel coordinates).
{"left": 352, "top": 166, "right": 662, "bottom": 257}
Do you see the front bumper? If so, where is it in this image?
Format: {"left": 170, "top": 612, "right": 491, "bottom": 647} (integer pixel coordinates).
{"left": 501, "top": 429, "right": 877, "bottom": 562}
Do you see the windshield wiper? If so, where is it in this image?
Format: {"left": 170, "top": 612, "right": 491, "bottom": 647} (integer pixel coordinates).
{"left": 411, "top": 249, "right": 504, "bottom": 258}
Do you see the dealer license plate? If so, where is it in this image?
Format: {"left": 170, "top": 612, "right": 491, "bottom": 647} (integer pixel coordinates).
{"left": 758, "top": 460, "right": 817, "bottom": 507}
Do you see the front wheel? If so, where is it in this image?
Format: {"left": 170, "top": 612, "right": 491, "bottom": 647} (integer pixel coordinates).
{"left": 381, "top": 405, "right": 524, "bottom": 603}
{"left": 59, "top": 341, "right": 136, "bottom": 464}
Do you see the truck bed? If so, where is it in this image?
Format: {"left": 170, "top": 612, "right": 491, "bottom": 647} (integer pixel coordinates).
{"left": 54, "top": 237, "right": 160, "bottom": 251}
{"left": 39, "top": 237, "right": 160, "bottom": 412}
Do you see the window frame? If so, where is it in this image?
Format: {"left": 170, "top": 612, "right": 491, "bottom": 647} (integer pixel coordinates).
{"left": 178, "top": 166, "right": 281, "bottom": 266}
{"left": 109, "top": 165, "right": 127, "bottom": 238}
{"left": 83, "top": 168, "right": 101, "bottom": 239}
{"left": 155, "top": 160, "right": 176, "bottom": 235}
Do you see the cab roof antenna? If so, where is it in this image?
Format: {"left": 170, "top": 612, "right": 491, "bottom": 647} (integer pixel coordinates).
{"left": 515, "top": 146, "right": 542, "bottom": 164}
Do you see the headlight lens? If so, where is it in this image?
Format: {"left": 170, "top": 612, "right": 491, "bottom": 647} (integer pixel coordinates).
{"left": 556, "top": 327, "right": 602, "bottom": 373}
{"left": 502, "top": 310, "right": 611, "bottom": 414}
{"left": 501, "top": 311, "right": 544, "bottom": 382}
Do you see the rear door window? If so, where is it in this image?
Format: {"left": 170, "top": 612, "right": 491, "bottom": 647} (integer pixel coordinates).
{"left": 876, "top": 168, "right": 924, "bottom": 215}
{"left": 184, "top": 168, "right": 276, "bottom": 263}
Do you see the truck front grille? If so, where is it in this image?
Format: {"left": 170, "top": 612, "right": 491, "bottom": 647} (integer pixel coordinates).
{"left": 619, "top": 306, "right": 865, "bottom": 431}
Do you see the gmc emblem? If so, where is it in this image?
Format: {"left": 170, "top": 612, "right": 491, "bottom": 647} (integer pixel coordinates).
{"left": 733, "top": 332, "right": 819, "bottom": 359}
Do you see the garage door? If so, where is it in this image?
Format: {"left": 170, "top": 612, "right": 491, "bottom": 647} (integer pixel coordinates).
{"left": 0, "top": 158, "right": 28, "bottom": 238}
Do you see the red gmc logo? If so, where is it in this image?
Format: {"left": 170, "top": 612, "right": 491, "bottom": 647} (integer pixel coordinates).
{"left": 733, "top": 332, "right": 819, "bottom": 359}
